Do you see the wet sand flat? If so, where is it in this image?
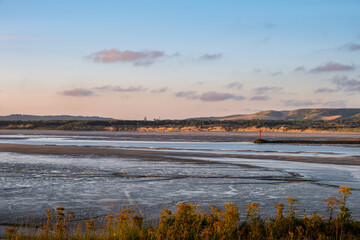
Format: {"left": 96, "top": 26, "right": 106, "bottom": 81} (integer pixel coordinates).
{"left": 0, "top": 143, "right": 359, "bottom": 165}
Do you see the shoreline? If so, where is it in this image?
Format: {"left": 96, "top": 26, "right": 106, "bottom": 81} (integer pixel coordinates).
{"left": 1, "top": 130, "right": 360, "bottom": 142}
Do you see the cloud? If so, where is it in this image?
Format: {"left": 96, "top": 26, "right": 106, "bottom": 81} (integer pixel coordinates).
{"left": 294, "top": 66, "right": 306, "bottom": 72}
{"left": 151, "top": 87, "right": 168, "bottom": 93}
{"left": 60, "top": 85, "right": 148, "bottom": 97}
{"left": 332, "top": 75, "right": 360, "bottom": 92}
{"left": 322, "top": 100, "right": 346, "bottom": 108}
{"left": 59, "top": 88, "right": 94, "bottom": 97}
{"left": 225, "top": 81, "right": 243, "bottom": 89}
{"left": 199, "top": 53, "right": 222, "bottom": 60}
{"left": 314, "top": 88, "right": 336, "bottom": 93}
{"left": 175, "top": 91, "right": 244, "bottom": 101}
{"left": 342, "top": 43, "right": 360, "bottom": 51}
{"left": 310, "top": 62, "right": 355, "bottom": 73}
{"left": 175, "top": 91, "right": 200, "bottom": 100}
{"left": 199, "top": 91, "right": 244, "bottom": 101}
{"left": 94, "top": 85, "right": 146, "bottom": 92}
{"left": 250, "top": 96, "right": 270, "bottom": 101}
{"left": 253, "top": 86, "right": 283, "bottom": 94}
{"left": 270, "top": 71, "right": 282, "bottom": 76}
{"left": 264, "top": 23, "right": 277, "bottom": 29}
{"left": 85, "top": 49, "right": 166, "bottom": 66}
{"left": 283, "top": 99, "right": 319, "bottom": 107}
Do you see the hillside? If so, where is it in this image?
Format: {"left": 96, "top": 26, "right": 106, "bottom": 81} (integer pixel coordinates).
{"left": 0, "top": 114, "right": 114, "bottom": 121}
{"left": 195, "top": 108, "right": 360, "bottom": 121}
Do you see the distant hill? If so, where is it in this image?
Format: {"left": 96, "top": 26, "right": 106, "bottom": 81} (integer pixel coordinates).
{"left": 0, "top": 114, "right": 115, "bottom": 121}
{"left": 191, "top": 108, "right": 360, "bottom": 121}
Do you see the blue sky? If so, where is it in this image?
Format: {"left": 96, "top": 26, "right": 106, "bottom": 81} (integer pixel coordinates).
{"left": 0, "top": 1, "right": 359, "bottom": 119}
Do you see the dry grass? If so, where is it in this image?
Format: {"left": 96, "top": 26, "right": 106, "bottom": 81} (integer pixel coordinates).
{"left": 3, "top": 186, "right": 360, "bottom": 240}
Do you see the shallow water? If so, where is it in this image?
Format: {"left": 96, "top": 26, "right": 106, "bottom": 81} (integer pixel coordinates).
{"left": 0, "top": 134, "right": 359, "bottom": 227}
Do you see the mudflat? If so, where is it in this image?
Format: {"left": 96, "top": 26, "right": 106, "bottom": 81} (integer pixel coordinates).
{"left": 0, "top": 142, "right": 359, "bottom": 166}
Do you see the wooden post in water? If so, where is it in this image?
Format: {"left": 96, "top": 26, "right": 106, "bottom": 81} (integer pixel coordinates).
{"left": 259, "top": 129, "right": 262, "bottom": 140}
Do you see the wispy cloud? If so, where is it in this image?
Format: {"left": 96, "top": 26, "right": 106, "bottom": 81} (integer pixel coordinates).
{"left": 293, "top": 66, "right": 306, "bottom": 72}
{"left": 60, "top": 85, "right": 149, "bottom": 97}
{"left": 332, "top": 75, "right": 360, "bottom": 92}
{"left": 85, "top": 49, "right": 166, "bottom": 66}
{"left": 59, "top": 88, "right": 94, "bottom": 97}
{"left": 283, "top": 99, "right": 319, "bottom": 107}
{"left": 199, "top": 92, "right": 244, "bottom": 101}
{"left": 93, "top": 85, "right": 146, "bottom": 92}
{"left": 315, "top": 75, "right": 360, "bottom": 93}
{"left": 264, "top": 23, "right": 277, "bottom": 29}
{"left": 314, "top": 88, "right": 336, "bottom": 93}
{"left": 253, "top": 86, "right": 283, "bottom": 94}
{"left": 199, "top": 53, "right": 222, "bottom": 61}
{"left": 310, "top": 62, "right": 355, "bottom": 73}
{"left": 151, "top": 87, "right": 168, "bottom": 93}
{"left": 175, "top": 91, "right": 200, "bottom": 100}
{"left": 341, "top": 43, "right": 360, "bottom": 51}
{"left": 322, "top": 100, "right": 346, "bottom": 108}
{"left": 175, "top": 91, "right": 244, "bottom": 101}
{"left": 224, "top": 81, "right": 243, "bottom": 89}
{"left": 250, "top": 96, "right": 270, "bottom": 101}
{"left": 270, "top": 71, "right": 282, "bottom": 76}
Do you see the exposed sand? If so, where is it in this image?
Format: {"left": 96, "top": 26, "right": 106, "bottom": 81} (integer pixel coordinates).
{"left": 0, "top": 143, "right": 359, "bottom": 166}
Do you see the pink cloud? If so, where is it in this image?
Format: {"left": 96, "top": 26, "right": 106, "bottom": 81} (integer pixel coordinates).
{"left": 60, "top": 88, "right": 94, "bottom": 97}
{"left": 85, "top": 49, "right": 165, "bottom": 66}
{"left": 310, "top": 62, "right": 355, "bottom": 73}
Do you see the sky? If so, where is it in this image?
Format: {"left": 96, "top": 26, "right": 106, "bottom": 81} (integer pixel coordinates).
{"left": 0, "top": 0, "right": 359, "bottom": 120}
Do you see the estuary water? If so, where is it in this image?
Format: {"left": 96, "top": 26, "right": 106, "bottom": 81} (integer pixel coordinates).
{"left": 0, "top": 133, "right": 359, "bottom": 228}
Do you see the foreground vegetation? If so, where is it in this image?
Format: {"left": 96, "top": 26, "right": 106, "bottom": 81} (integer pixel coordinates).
{"left": 3, "top": 186, "right": 360, "bottom": 239}
{"left": 1, "top": 119, "right": 360, "bottom": 132}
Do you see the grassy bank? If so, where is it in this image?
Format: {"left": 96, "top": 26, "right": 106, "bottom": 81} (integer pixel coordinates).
{"left": 0, "top": 119, "right": 360, "bottom": 132}
{"left": 3, "top": 186, "right": 360, "bottom": 240}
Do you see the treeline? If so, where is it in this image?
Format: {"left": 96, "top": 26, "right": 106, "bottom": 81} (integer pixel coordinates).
{"left": 0, "top": 119, "right": 359, "bottom": 132}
